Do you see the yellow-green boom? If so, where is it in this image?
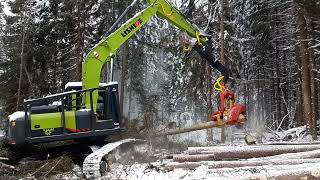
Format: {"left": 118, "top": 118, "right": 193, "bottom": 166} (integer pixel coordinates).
{"left": 82, "top": 0, "right": 210, "bottom": 111}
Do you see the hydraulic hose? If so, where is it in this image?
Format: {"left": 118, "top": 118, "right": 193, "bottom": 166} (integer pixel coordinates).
{"left": 193, "top": 40, "right": 230, "bottom": 83}
{"left": 104, "top": 0, "right": 140, "bottom": 37}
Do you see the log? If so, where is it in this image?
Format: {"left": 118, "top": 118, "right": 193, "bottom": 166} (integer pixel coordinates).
{"left": 250, "top": 149, "right": 320, "bottom": 161}
{"left": 187, "top": 144, "right": 320, "bottom": 155}
{"left": 203, "top": 163, "right": 320, "bottom": 180}
{"left": 174, "top": 154, "right": 219, "bottom": 162}
{"left": 158, "top": 121, "right": 218, "bottom": 136}
{"left": 207, "top": 163, "right": 320, "bottom": 173}
{"left": 166, "top": 158, "right": 320, "bottom": 170}
{"left": 175, "top": 145, "right": 320, "bottom": 162}
{"left": 264, "top": 141, "right": 320, "bottom": 145}
{"left": 247, "top": 168, "right": 320, "bottom": 180}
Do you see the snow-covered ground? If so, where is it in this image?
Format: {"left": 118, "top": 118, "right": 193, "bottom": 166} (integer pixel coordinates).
{"left": 99, "top": 160, "right": 320, "bottom": 180}
{"left": 2, "top": 127, "right": 319, "bottom": 179}
{"left": 97, "top": 130, "right": 319, "bottom": 180}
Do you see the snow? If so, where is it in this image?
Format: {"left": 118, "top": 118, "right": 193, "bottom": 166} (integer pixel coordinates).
{"left": 89, "top": 145, "right": 100, "bottom": 152}
{"left": 0, "top": 130, "right": 4, "bottom": 138}
{"left": 24, "top": 91, "right": 77, "bottom": 103}
{"left": 1, "top": 1, "right": 15, "bottom": 16}
{"left": 78, "top": 109, "right": 92, "bottom": 112}
{"left": 64, "top": 81, "right": 118, "bottom": 89}
{"left": 102, "top": 81, "right": 118, "bottom": 87}
{"left": 45, "top": 90, "right": 77, "bottom": 98}
{"left": 52, "top": 101, "right": 62, "bottom": 106}
{"left": 8, "top": 111, "right": 25, "bottom": 121}
{"left": 35, "top": 0, "right": 50, "bottom": 8}
{"left": 263, "top": 125, "right": 311, "bottom": 142}
{"left": 100, "top": 160, "right": 320, "bottom": 180}
{"left": 50, "top": 172, "right": 79, "bottom": 180}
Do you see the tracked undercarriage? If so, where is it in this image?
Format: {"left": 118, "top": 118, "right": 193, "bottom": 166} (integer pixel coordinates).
{"left": 0, "top": 138, "right": 144, "bottom": 178}
{"left": 83, "top": 139, "right": 142, "bottom": 179}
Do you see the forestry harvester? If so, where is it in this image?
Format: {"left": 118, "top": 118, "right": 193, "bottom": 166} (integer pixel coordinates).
{"left": 4, "top": 0, "right": 246, "bottom": 178}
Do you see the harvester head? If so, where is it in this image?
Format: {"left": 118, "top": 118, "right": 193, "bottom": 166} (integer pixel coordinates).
{"left": 210, "top": 77, "right": 246, "bottom": 127}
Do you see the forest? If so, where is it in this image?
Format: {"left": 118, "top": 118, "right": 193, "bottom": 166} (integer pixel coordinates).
{"left": 0, "top": 0, "right": 320, "bottom": 179}
{"left": 0, "top": 0, "right": 319, "bottom": 142}
{"left": 0, "top": 0, "right": 320, "bottom": 142}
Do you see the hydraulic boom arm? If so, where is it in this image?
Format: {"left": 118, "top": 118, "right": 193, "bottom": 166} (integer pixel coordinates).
{"left": 82, "top": 0, "right": 229, "bottom": 111}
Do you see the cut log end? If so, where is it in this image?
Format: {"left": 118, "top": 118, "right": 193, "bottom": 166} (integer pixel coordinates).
{"left": 245, "top": 134, "right": 256, "bottom": 145}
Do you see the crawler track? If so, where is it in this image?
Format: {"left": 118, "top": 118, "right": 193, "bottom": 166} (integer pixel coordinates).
{"left": 82, "top": 139, "right": 141, "bottom": 179}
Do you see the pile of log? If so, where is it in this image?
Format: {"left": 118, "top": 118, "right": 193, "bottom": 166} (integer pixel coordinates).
{"left": 165, "top": 143, "right": 320, "bottom": 179}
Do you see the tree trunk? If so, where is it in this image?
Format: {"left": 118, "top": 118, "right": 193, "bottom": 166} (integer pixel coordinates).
{"left": 294, "top": 43, "right": 304, "bottom": 126}
{"left": 307, "top": 17, "right": 318, "bottom": 140}
{"left": 206, "top": 61, "right": 213, "bottom": 143}
{"left": 76, "top": 0, "right": 84, "bottom": 81}
{"left": 295, "top": 4, "right": 315, "bottom": 139}
{"left": 185, "top": 0, "right": 195, "bottom": 18}
{"left": 17, "top": 14, "right": 26, "bottom": 111}
{"left": 120, "top": 42, "right": 129, "bottom": 126}
{"left": 219, "top": 0, "right": 226, "bottom": 144}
